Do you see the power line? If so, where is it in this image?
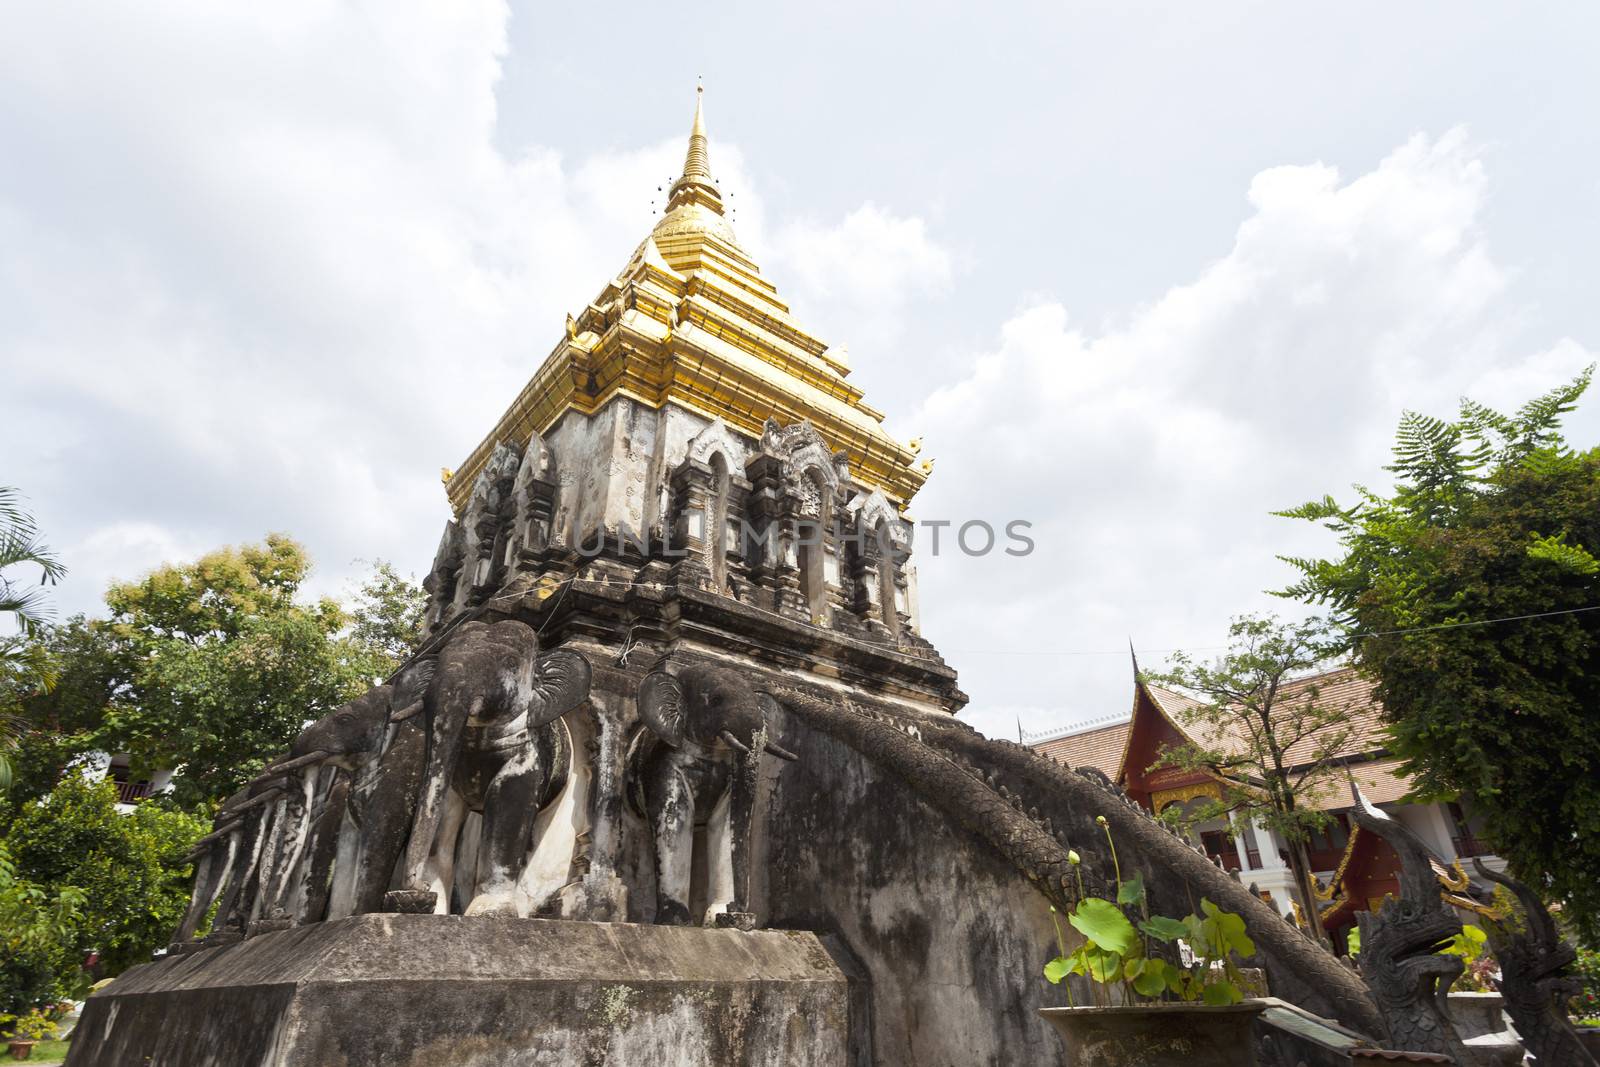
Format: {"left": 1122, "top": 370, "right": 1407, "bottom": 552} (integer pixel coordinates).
{"left": 946, "top": 603, "right": 1600, "bottom": 657}
{"left": 473, "top": 569, "right": 1600, "bottom": 658}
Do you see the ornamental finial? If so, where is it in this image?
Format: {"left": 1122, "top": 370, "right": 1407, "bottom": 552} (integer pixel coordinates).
{"left": 657, "top": 81, "right": 730, "bottom": 232}
{"left": 681, "top": 81, "right": 711, "bottom": 183}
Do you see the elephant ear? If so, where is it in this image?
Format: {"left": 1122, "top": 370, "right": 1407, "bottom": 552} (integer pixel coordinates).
{"left": 528, "top": 649, "right": 593, "bottom": 729}
{"left": 390, "top": 656, "right": 437, "bottom": 719}
{"left": 638, "top": 670, "right": 686, "bottom": 748}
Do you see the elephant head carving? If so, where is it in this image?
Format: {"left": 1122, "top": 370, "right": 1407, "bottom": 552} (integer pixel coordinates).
{"left": 388, "top": 619, "right": 592, "bottom": 916}
{"left": 639, "top": 665, "right": 798, "bottom": 762}
{"left": 269, "top": 683, "right": 396, "bottom": 777}
{"left": 632, "top": 664, "right": 796, "bottom": 928}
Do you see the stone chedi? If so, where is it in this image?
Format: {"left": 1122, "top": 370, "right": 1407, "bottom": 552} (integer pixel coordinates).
{"left": 69, "top": 91, "right": 1481, "bottom": 1067}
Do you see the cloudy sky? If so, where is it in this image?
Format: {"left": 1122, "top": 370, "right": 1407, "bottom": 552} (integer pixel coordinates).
{"left": 5, "top": 2, "right": 1598, "bottom": 740}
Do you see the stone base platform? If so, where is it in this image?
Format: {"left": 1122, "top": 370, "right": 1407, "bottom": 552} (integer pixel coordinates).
{"left": 66, "top": 914, "right": 859, "bottom": 1067}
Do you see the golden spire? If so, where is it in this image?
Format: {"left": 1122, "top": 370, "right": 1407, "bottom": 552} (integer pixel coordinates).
{"left": 682, "top": 83, "right": 711, "bottom": 183}
{"left": 661, "top": 82, "right": 726, "bottom": 221}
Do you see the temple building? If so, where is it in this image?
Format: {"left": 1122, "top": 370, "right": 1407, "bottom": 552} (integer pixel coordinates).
{"left": 424, "top": 86, "right": 957, "bottom": 706}
{"left": 79, "top": 86, "right": 1571, "bottom": 1067}
{"left": 1030, "top": 664, "right": 1505, "bottom": 946}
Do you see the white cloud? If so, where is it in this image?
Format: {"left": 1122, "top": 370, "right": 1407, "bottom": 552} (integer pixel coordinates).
{"left": 0, "top": 1, "right": 947, "bottom": 623}
{"left": 770, "top": 203, "right": 953, "bottom": 305}
{"left": 4, "top": 7, "right": 1595, "bottom": 753}
{"left": 761, "top": 203, "right": 953, "bottom": 359}
{"left": 911, "top": 130, "right": 1599, "bottom": 740}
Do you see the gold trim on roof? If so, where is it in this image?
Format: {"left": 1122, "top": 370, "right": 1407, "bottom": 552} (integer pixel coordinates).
{"left": 447, "top": 88, "right": 926, "bottom": 512}
{"left": 1150, "top": 781, "right": 1222, "bottom": 812}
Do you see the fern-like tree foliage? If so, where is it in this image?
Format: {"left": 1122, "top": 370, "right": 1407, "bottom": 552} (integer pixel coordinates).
{"left": 1278, "top": 366, "right": 1600, "bottom": 939}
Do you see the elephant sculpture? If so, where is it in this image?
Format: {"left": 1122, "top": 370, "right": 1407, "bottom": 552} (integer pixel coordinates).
{"left": 170, "top": 785, "right": 257, "bottom": 949}
{"left": 255, "top": 657, "right": 436, "bottom": 922}
{"left": 184, "top": 774, "right": 290, "bottom": 944}
{"left": 628, "top": 664, "right": 797, "bottom": 927}
{"left": 385, "top": 619, "right": 592, "bottom": 916}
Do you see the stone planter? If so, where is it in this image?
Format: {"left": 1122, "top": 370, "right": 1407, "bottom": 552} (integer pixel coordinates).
{"left": 1577, "top": 1026, "right": 1600, "bottom": 1058}
{"left": 1445, "top": 991, "right": 1506, "bottom": 1039}
{"left": 1039, "top": 1002, "right": 1266, "bottom": 1067}
{"left": 6, "top": 1040, "right": 36, "bottom": 1061}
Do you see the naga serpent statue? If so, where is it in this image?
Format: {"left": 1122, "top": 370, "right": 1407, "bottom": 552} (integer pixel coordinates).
{"left": 1471, "top": 858, "right": 1599, "bottom": 1066}
{"left": 1347, "top": 784, "right": 1478, "bottom": 1062}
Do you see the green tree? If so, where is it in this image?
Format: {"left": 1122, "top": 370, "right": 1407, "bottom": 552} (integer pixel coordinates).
{"left": 1279, "top": 367, "right": 1600, "bottom": 939}
{"left": 0, "top": 488, "right": 64, "bottom": 641}
{"left": 1, "top": 776, "right": 202, "bottom": 992}
{"left": 1146, "top": 614, "right": 1353, "bottom": 942}
{"left": 347, "top": 559, "right": 427, "bottom": 669}
{"left": 2, "top": 620, "right": 121, "bottom": 804}
{"left": 18, "top": 536, "right": 391, "bottom": 807}
{"left": 0, "top": 488, "right": 65, "bottom": 791}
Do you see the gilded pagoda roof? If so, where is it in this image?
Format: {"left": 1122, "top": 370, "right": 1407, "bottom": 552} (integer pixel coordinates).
{"left": 447, "top": 88, "right": 926, "bottom": 513}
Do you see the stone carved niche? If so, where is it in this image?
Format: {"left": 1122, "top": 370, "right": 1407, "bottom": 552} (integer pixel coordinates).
{"left": 758, "top": 417, "right": 848, "bottom": 507}
{"left": 507, "top": 431, "right": 561, "bottom": 563}
{"left": 845, "top": 489, "right": 910, "bottom": 641}
{"left": 742, "top": 418, "right": 852, "bottom": 624}
{"left": 668, "top": 419, "right": 751, "bottom": 595}
{"left": 422, "top": 522, "right": 466, "bottom": 632}
{"left": 421, "top": 434, "right": 563, "bottom": 635}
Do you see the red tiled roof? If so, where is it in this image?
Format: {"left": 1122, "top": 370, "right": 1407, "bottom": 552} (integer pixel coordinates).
{"left": 1153, "top": 667, "right": 1389, "bottom": 769}
{"left": 1027, "top": 667, "right": 1404, "bottom": 800}
{"left": 1033, "top": 720, "right": 1131, "bottom": 777}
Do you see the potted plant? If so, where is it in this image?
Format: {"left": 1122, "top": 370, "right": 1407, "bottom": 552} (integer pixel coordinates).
{"left": 1, "top": 1009, "right": 57, "bottom": 1060}
{"left": 1040, "top": 817, "right": 1265, "bottom": 1067}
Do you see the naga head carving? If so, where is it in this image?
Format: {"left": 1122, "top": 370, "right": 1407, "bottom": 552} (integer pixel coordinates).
{"left": 1472, "top": 858, "right": 1582, "bottom": 1002}
{"left": 1347, "top": 782, "right": 1469, "bottom": 1053}
{"left": 1469, "top": 858, "right": 1597, "bottom": 1065}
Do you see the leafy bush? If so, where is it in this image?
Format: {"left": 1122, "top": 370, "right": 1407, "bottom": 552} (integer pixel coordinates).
{"left": 1, "top": 775, "right": 203, "bottom": 1002}
{"left": 1572, "top": 946, "right": 1600, "bottom": 1022}
{"left": 0, "top": 1007, "right": 57, "bottom": 1042}
{"left": 0, "top": 845, "right": 83, "bottom": 1015}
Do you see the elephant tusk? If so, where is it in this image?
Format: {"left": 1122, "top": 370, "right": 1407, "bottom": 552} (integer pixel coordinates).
{"left": 719, "top": 730, "right": 752, "bottom": 755}
{"left": 222, "top": 784, "right": 287, "bottom": 815}
{"left": 184, "top": 821, "right": 243, "bottom": 859}
{"left": 389, "top": 699, "right": 425, "bottom": 724}
{"left": 265, "top": 750, "right": 331, "bottom": 775}
{"left": 763, "top": 741, "right": 799, "bottom": 762}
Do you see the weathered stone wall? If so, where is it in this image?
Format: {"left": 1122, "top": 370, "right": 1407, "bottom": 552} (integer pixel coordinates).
{"left": 761, "top": 700, "right": 1071, "bottom": 1066}
{"left": 68, "top": 915, "right": 854, "bottom": 1067}
{"left": 543, "top": 397, "right": 730, "bottom": 548}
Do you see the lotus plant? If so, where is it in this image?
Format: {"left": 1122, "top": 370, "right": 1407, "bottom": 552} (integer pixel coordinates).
{"left": 1044, "top": 816, "right": 1256, "bottom": 1006}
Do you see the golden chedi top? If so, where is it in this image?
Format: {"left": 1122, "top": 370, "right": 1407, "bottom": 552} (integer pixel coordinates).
{"left": 447, "top": 87, "right": 929, "bottom": 513}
